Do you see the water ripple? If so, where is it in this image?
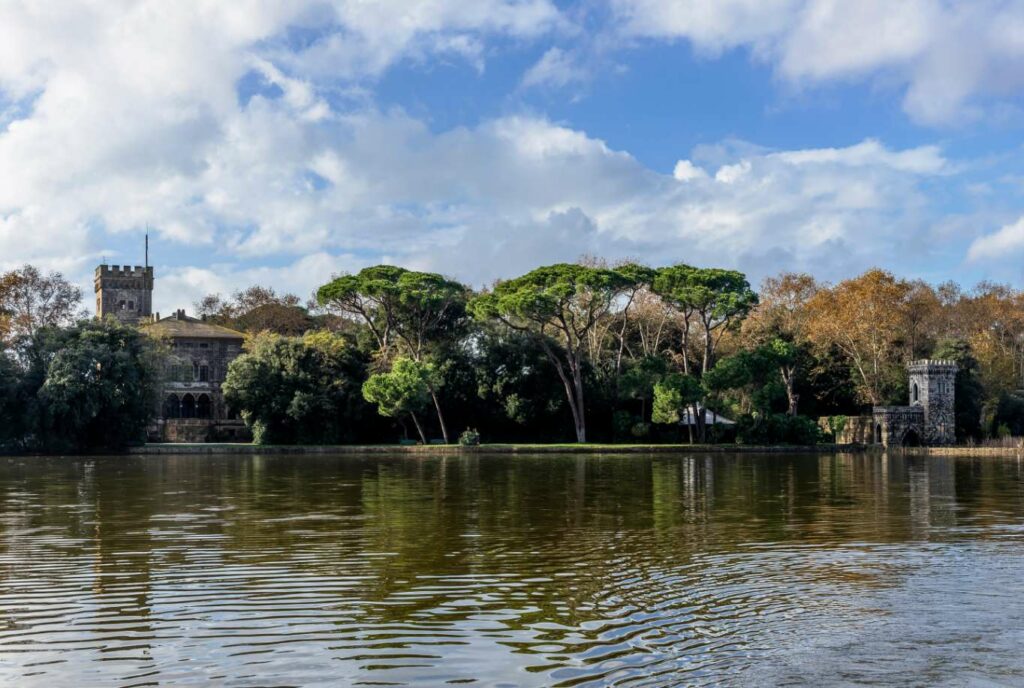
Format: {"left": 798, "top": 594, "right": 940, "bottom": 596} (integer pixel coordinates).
{"left": 1, "top": 453, "right": 1024, "bottom": 686}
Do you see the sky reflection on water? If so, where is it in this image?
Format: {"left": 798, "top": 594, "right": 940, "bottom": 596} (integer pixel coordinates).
{"left": 1, "top": 452, "right": 1023, "bottom": 687}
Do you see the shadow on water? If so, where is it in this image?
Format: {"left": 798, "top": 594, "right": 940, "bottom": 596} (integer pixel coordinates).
{"left": 1, "top": 452, "right": 1023, "bottom": 686}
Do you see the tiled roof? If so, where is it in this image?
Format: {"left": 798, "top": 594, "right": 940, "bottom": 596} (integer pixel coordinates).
{"left": 144, "top": 312, "right": 244, "bottom": 340}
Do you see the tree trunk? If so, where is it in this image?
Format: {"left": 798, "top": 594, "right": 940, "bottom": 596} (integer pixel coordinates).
{"left": 571, "top": 357, "right": 587, "bottom": 443}
{"left": 693, "top": 403, "right": 706, "bottom": 443}
{"left": 428, "top": 385, "right": 450, "bottom": 443}
{"left": 539, "top": 339, "right": 587, "bottom": 443}
{"left": 782, "top": 367, "right": 799, "bottom": 416}
{"left": 409, "top": 411, "right": 428, "bottom": 444}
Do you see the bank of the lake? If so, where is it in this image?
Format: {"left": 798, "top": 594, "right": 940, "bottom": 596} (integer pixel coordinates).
{"left": 3, "top": 450, "right": 1024, "bottom": 686}
{"left": 126, "top": 442, "right": 861, "bottom": 455}
{"left": 123, "top": 442, "right": 1024, "bottom": 457}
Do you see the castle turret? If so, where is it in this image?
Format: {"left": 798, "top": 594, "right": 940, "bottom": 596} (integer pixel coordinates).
{"left": 907, "top": 359, "right": 958, "bottom": 446}
{"left": 95, "top": 264, "right": 154, "bottom": 324}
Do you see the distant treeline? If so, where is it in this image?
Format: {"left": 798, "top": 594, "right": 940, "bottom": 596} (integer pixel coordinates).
{"left": 2, "top": 261, "right": 1023, "bottom": 451}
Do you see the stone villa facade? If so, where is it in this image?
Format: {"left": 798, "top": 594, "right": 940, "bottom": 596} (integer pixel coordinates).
{"left": 95, "top": 264, "right": 249, "bottom": 443}
{"left": 873, "top": 360, "right": 958, "bottom": 447}
{"left": 830, "top": 359, "right": 958, "bottom": 448}
{"left": 95, "top": 265, "right": 154, "bottom": 324}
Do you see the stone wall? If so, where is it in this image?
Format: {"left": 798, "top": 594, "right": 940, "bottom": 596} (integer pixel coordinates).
{"left": 151, "top": 419, "right": 251, "bottom": 443}
{"left": 94, "top": 265, "right": 153, "bottom": 324}
{"left": 819, "top": 415, "right": 874, "bottom": 444}
{"left": 907, "top": 359, "right": 957, "bottom": 446}
{"left": 873, "top": 406, "right": 925, "bottom": 447}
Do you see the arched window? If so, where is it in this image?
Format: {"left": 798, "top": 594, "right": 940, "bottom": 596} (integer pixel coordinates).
{"left": 197, "top": 394, "right": 212, "bottom": 419}
{"left": 912, "top": 383, "right": 919, "bottom": 403}
{"left": 181, "top": 394, "right": 196, "bottom": 419}
{"left": 875, "top": 424, "right": 882, "bottom": 444}
{"left": 199, "top": 365, "right": 209, "bottom": 382}
{"left": 163, "top": 394, "right": 181, "bottom": 419}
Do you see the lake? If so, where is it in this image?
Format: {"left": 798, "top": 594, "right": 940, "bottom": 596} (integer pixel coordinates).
{"left": 1, "top": 452, "right": 1023, "bottom": 687}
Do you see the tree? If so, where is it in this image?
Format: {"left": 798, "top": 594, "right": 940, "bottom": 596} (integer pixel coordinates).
{"left": 932, "top": 338, "right": 984, "bottom": 442}
{"left": 0, "top": 265, "right": 82, "bottom": 347}
{"left": 805, "top": 269, "right": 912, "bottom": 406}
{"left": 362, "top": 357, "right": 437, "bottom": 444}
{"left": 703, "top": 344, "right": 790, "bottom": 418}
{"left": 472, "top": 326, "right": 570, "bottom": 441}
{"left": 317, "top": 266, "right": 469, "bottom": 443}
{"left": 618, "top": 354, "right": 669, "bottom": 424}
{"left": 233, "top": 303, "right": 315, "bottom": 336}
{"left": 31, "top": 319, "right": 161, "bottom": 451}
{"left": 0, "top": 352, "right": 26, "bottom": 447}
{"left": 195, "top": 286, "right": 313, "bottom": 336}
{"left": 652, "top": 265, "right": 758, "bottom": 375}
{"left": 223, "top": 331, "right": 365, "bottom": 444}
{"left": 652, "top": 373, "right": 703, "bottom": 429}
{"left": 469, "top": 263, "right": 633, "bottom": 442}
{"left": 744, "top": 273, "right": 819, "bottom": 415}
{"left": 651, "top": 265, "right": 757, "bottom": 441}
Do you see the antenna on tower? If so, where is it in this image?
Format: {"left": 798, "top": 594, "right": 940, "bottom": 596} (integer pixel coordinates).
{"left": 145, "top": 229, "right": 149, "bottom": 269}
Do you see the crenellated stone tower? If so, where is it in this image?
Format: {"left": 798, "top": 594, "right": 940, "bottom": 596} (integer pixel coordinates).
{"left": 907, "top": 359, "right": 958, "bottom": 446}
{"left": 95, "top": 264, "right": 154, "bottom": 324}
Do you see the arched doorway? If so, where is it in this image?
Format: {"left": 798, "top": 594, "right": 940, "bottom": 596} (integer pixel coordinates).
{"left": 197, "top": 394, "right": 212, "bottom": 419}
{"left": 902, "top": 427, "right": 922, "bottom": 447}
{"left": 163, "top": 394, "right": 181, "bottom": 419}
{"left": 875, "top": 424, "right": 883, "bottom": 445}
{"left": 181, "top": 393, "right": 196, "bottom": 419}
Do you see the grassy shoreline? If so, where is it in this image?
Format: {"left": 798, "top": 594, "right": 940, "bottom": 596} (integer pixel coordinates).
{"left": 5, "top": 443, "right": 1018, "bottom": 458}
{"left": 127, "top": 442, "right": 1023, "bottom": 456}
{"left": 124, "top": 442, "right": 860, "bottom": 455}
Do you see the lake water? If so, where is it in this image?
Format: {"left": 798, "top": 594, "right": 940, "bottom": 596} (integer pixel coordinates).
{"left": 1, "top": 452, "right": 1024, "bottom": 687}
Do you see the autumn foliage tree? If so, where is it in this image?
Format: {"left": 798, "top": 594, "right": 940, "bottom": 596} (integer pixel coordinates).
{"left": 743, "top": 273, "right": 820, "bottom": 415}
{"left": 804, "top": 269, "right": 913, "bottom": 405}
{"left": 0, "top": 265, "right": 82, "bottom": 348}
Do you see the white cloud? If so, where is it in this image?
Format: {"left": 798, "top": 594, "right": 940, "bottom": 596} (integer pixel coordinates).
{"left": 672, "top": 160, "right": 709, "bottom": 182}
{"left": 521, "top": 47, "right": 589, "bottom": 90}
{"left": 967, "top": 216, "right": 1024, "bottom": 262}
{"left": 611, "top": 0, "right": 1024, "bottom": 125}
{"left": 0, "top": 0, "right": 986, "bottom": 307}
{"left": 156, "top": 252, "right": 365, "bottom": 315}
{"left": 277, "top": 0, "right": 566, "bottom": 80}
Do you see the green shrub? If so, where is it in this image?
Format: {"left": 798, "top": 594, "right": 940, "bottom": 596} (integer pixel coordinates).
{"left": 458, "top": 428, "right": 481, "bottom": 446}
{"left": 736, "top": 413, "right": 822, "bottom": 445}
{"left": 630, "top": 421, "right": 651, "bottom": 438}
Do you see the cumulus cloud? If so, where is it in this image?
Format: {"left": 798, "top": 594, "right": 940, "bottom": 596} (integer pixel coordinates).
{"left": 611, "top": 0, "right": 1024, "bottom": 125}
{"left": 0, "top": 0, "right": 988, "bottom": 307}
{"left": 967, "top": 216, "right": 1024, "bottom": 262}
{"left": 155, "top": 252, "right": 367, "bottom": 315}
{"left": 521, "top": 47, "right": 589, "bottom": 90}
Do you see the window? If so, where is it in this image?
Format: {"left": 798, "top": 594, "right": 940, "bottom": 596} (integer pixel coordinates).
{"left": 199, "top": 343, "right": 209, "bottom": 349}
{"left": 199, "top": 365, "right": 209, "bottom": 382}
{"left": 181, "top": 394, "right": 196, "bottom": 419}
{"left": 163, "top": 394, "right": 181, "bottom": 419}
{"left": 192, "top": 362, "right": 199, "bottom": 380}
{"left": 912, "top": 383, "right": 919, "bottom": 403}
{"left": 119, "top": 300, "right": 126, "bottom": 310}
{"left": 197, "top": 394, "right": 212, "bottom": 419}
{"left": 128, "top": 301, "right": 134, "bottom": 310}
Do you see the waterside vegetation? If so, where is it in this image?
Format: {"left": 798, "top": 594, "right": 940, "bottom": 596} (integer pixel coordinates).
{"left": 2, "top": 260, "right": 1024, "bottom": 452}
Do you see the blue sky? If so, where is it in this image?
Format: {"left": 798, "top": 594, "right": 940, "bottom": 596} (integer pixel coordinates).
{"left": 1, "top": 1, "right": 1023, "bottom": 312}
